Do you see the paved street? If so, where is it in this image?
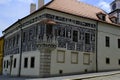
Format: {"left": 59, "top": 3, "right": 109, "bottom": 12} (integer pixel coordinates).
{"left": 0, "top": 75, "right": 32, "bottom": 80}
{"left": 1, "top": 71, "right": 120, "bottom": 80}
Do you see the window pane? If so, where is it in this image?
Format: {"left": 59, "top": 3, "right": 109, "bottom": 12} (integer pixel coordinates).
{"left": 73, "top": 30, "right": 78, "bottom": 42}
{"left": 106, "top": 58, "right": 110, "bottom": 64}
{"left": 106, "top": 36, "right": 110, "bottom": 47}
{"left": 4, "top": 61, "right": 6, "bottom": 68}
{"left": 14, "top": 58, "right": 16, "bottom": 68}
{"left": 31, "top": 57, "right": 35, "bottom": 68}
{"left": 118, "top": 39, "right": 120, "bottom": 48}
{"left": 24, "top": 58, "right": 28, "bottom": 68}
{"left": 85, "top": 33, "right": 90, "bottom": 44}
{"left": 118, "top": 59, "right": 120, "bottom": 65}
{"left": 7, "top": 60, "right": 9, "bottom": 68}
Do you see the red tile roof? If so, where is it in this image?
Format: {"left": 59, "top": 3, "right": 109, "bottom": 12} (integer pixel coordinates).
{"left": 3, "top": 0, "right": 120, "bottom": 33}
{"left": 46, "top": 0, "right": 113, "bottom": 24}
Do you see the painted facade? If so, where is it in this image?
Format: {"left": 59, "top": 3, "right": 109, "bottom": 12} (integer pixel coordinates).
{"left": 2, "top": 0, "right": 120, "bottom": 77}
{"left": 0, "top": 36, "right": 4, "bottom": 74}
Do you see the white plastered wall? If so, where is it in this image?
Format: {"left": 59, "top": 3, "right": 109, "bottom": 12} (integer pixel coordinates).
{"left": 20, "top": 50, "right": 40, "bottom": 76}
{"left": 97, "top": 22, "right": 120, "bottom": 71}
{"left": 50, "top": 48, "right": 95, "bottom": 75}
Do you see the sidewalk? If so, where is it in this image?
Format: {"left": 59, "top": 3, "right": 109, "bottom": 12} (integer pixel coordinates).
{"left": 1, "top": 71, "right": 120, "bottom": 80}
{"left": 27, "top": 71, "right": 120, "bottom": 80}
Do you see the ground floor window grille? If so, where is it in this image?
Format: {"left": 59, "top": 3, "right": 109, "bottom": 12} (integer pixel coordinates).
{"left": 57, "top": 50, "right": 65, "bottom": 63}
{"left": 83, "top": 53, "right": 90, "bottom": 65}
{"left": 71, "top": 52, "right": 78, "bottom": 64}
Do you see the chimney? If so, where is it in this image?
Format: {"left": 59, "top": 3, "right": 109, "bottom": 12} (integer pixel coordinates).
{"left": 30, "top": 3, "right": 36, "bottom": 14}
{"left": 38, "top": 0, "right": 44, "bottom": 9}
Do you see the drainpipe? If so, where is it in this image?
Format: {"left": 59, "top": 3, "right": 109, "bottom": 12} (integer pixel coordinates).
{"left": 96, "top": 21, "right": 98, "bottom": 72}
{"left": 18, "top": 19, "right": 23, "bottom": 77}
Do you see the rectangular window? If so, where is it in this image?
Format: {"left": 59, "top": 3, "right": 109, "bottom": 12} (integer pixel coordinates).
{"left": 66, "top": 30, "right": 71, "bottom": 38}
{"left": 85, "top": 33, "right": 90, "bottom": 44}
{"left": 106, "top": 36, "right": 110, "bottom": 47}
{"left": 30, "top": 57, "right": 35, "bottom": 68}
{"left": 16, "top": 34, "right": 19, "bottom": 45}
{"left": 118, "top": 59, "right": 120, "bottom": 65}
{"left": 46, "top": 24, "right": 53, "bottom": 35}
{"left": 13, "top": 58, "right": 16, "bottom": 68}
{"left": 57, "top": 50, "right": 65, "bottom": 63}
{"left": 7, "top": 60, "right": 9, "bottom": 68}
{"left": 24, "top": 58, "right": 28, "bottom": 68}
{"left": 23, "top": 32, "right": 26, "bottom": 42}
{"left": 118, "top": 39, "right": 120, "bottom": 48}
{"left": 83, "top": 53, "right": 90, "bottom": 65}
{"left": 106, "top": 58, "right": 110, "bottom": 64}
{"left": 73, "top": 30, "right": 78, "bottom": 42}
{"left": 4, "top": 61, "right": 6, "bottom": 68}
{"left": 71, "top": 52, "right": 78, "bottom": 64}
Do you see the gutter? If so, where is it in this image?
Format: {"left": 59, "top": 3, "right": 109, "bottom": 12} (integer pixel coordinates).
{"left": 96, "top": 21, "right": 98, "bottom": 72}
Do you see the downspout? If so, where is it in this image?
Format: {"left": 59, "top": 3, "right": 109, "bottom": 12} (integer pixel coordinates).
{"left": 18, "top": 19, "right": 23, "bottom": 77}
{"left": 96, "top": 21, "right": 98, "bottom": 72}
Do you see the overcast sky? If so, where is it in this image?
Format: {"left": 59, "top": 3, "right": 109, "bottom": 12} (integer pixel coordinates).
{"left": 0, "top": 0, "right": 113, "bottom": 36}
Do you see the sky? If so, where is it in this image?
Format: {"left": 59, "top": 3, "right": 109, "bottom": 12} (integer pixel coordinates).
{"left": 0, "top": 0, "right": 113, "bottom": 36}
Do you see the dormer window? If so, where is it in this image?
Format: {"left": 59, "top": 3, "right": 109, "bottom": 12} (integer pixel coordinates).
{"left": 96, "top": 12, "right": 106, "bottom": 21}
{"left": 109, "top": 16, "right": 117, "bottom": 23}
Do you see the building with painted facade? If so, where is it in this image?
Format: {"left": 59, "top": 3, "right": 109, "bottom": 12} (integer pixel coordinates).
{"left": 0, "top": 36, "right": 4, "bottom": 74}
{"left": 2, "top": 0, "right": 120, "bottom": 77}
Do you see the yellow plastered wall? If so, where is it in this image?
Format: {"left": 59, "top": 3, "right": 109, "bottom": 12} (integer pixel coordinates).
{"left": 0, "top": 37, "right": 4, "bottom": 74}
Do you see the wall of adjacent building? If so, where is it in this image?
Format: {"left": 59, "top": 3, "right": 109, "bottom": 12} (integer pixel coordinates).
{"left": 97, "top": 22, "right": 120, "bottom": 71}
{"left": 0, "top": 37, "right": 4, "bottom": 74}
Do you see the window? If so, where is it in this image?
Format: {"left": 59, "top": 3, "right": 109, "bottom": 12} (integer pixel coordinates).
{"left": 7, "top": 60, "right": 9, "bottom": 68}
{"left": 66, "top": 29, "right": 71, "bottom": 38}
{"left": 83, "top": 53, "right": 90, "bottom": 65}
{"left": 118, "top": 59, "right": 120, "bottom": 65}
{"left": 4, "top": 61, "right": 6, "bottom": 68}
{"left": 73, "top": 30, "right": 78, "bottom": 42}
{"left": 102, "top": 15, "right": 106, "bottom": 21}
{"left": 106, "top": 58, "right": 110, "bottom": 64}
{"left": 29, "top": 29, "right": 33, "bottom": 41}
{"left": 13, "top": 58, "right": 16, "bottom": 68}
{"left": 30, "top": 57, "right": 35, "bottom": 68}
{"left": 118, "top": 39, "right": 120, "bottom": 48}
{"left": 96, "top": 12, "right": 106, "bottom": 21}
{"left": 16, "top": 34, "right": 19, "bottom": 45}
{"left": 85, "top": 33, "right": 90, "bottom": 44}
{"left": 24, "top": 58, "right": 28, "bottom": 68}
{"left": 46, "top": 24, "right": 53, "bottom": 35}
{"left": 13, "top": 37, "right": 15, "bottom": 47}
{"left": 57, "top": 50, "right": 65, "bottom": 63}
{"left": 58, "top": 27, "right": 61, "bottom": 36}
{"left": 23, "top": 32, "right": 26, "bottom": 42}
{"left": 71, "top": 52, "right": 78, "bottom": 64}
{"left": 59, "top": 70, "right": 63, "bottom": 74}
{"left": 106, "top": 36, "right": 110, "bottom": 47}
